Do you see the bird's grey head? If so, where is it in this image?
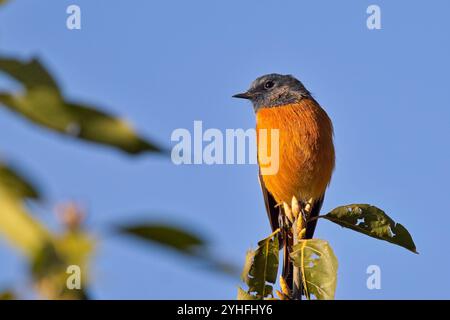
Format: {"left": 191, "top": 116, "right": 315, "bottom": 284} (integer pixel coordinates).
{"left": 233, "top": 74, "right": 310, "bottom": 111}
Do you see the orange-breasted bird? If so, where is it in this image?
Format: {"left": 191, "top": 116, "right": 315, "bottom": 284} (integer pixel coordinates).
{"left": 233, "top": 74, "right": 335, "bottom": 290}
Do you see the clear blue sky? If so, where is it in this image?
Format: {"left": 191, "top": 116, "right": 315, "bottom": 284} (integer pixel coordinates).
{"left": 1, "top": 0, "right": 449, "bottom": 299}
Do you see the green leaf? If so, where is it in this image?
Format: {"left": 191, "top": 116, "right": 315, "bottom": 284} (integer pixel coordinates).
{"left": 0, "top": 57, "right": 162, "bottom": 154}
{"left": 0, "top": 91, "right": 160, "bottom": 154}
{"left": 237, "top": 287, "right": 258, "bottom": 300}
{"left": 0, "top": 162, "right": 40, "bottom": 199}
{"left": 240, "top": 250, "right": 255, "bottom": 282}
{"left": 31, "top": 242, "right": 65, "bottom": 280}
{"left": 290, "top": 239, "right": 338, "bottom": 300}
{"left": 0, "top": 290, "right": 15, "bottom": 300}
{"left": 241, "top": 232, "right": 279, "bottom": 299}
{"left": 0, "top": 57, "right": 59, "bottom": 91}
{"left": 321, "top": 204, "right": 417, "bottom": 253}
{"left": 0, "top": 190, "right": 49, "bottom": 256}
{"left": 118, "top": 221, "right": 239, "bottom": 277}
{"left": 118, "top": 223, "right": 205, "bottom": 254}
{"left": 31, "top": 232, "right": 94, "bottom": 300}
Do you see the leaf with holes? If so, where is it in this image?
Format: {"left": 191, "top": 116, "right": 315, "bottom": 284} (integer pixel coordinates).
{"left": 321, "top": 204, "right": 417, "bottom": 253}
{"left": 240, "top": 232, "right": 279, "bottom": 299}
{"left": 290, "top": 239, "right": 338, "bottom": 300}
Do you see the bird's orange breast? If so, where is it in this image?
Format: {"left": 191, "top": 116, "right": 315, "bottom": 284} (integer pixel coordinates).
{"left": 256, "top": 99, "right": 335, "bottom": 204}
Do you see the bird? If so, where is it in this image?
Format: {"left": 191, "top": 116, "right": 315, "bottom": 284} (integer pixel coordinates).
{"left": 233, "top": 73, "right": 335, "bottom": 294}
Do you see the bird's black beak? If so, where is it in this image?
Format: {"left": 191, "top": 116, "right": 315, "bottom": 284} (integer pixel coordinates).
{"left": 232, "top": 92, "right": 253, "bottom": 100}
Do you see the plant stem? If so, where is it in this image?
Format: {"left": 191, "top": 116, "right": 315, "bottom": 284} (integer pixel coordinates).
{"left": 292, "top": 216, "right": 303, "bottom": 300}
{"left": 292, "top": 201, "right": 310, "bottom": 301}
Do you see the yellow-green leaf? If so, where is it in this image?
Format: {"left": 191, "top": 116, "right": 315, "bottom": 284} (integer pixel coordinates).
{"left": 118, "top": 223, "right": 205, "bottom": 254}
{"left": 240, "top": 250, "right": 255, "bottom": 282}
{"left": 31, "top": 231, "right": 94, "bottom": 300}
{"left": 241, "top": 231, "right": 279, "bottom": 299}
{"left": 237, "top": 287, "right": 257, "bottom": 300}
{"left": 0, "top": 57, "right": 59, "bottom": 91}
{"left": 0, "top": 90, "right": 160, "bottom": 154}
{"left": 322, "top": 204, "right": 417, "bottom": 253}
{"left": 118, "top": 222, "right": 239, "bottom": 277}
{"left": 0, "top": 190, "right": 49, "bottom": 257}
{"left": 0, "top": 162, "right": 40, "bottom": 199}
{"left": 0, "top": 290, "right": 15, "bottom": 300}
{"left": 290, "top": 239, "right": 338, "bottom": 300}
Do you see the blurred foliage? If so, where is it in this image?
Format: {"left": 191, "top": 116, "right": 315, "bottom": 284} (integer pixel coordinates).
{"left": 32, "top": 234, "right": 94, "bottom": 299}
{"left": 0, "top": 163, "right": 94, "bottom": 299}
{"left": 0, "top": 163, "right": 48, "bottom": 256}
{"left": 0, "top": 163, "right": 40, "bottom": 199}
{"left": 0, "top": 154, "right": 231, "bottom": 299}
{"left": 0, "top": 49, "right": 226, "bottom": 298}
{"left": 119, "top": 224, "right": 205, "bottom": 254}
{"left": 0, "top": 1, "right": 242, "bottom": 301}
{"left": 118, "top": 222, "right": 238, "bottom": 277}
{"left": 0, "top": 190, "right": 49, "bottom": 256}
{"left": 0, "top": 57, "right": 162, "bottom": 154}
{"left": 320, "top": 204, "right": 417, "bottom": 253}
{"left": 0, "top": 290, "right": 15, "bottom": 300}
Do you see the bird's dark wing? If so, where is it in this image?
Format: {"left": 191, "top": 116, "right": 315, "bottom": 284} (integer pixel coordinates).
{"left": 305, "top": 194, "right": 325, "bottom": 239}
{"left": 259, "top": 170, "right": 293, "bottom": 284}
{"left": 258, "top": 170, "right": 280, "bottom": 234}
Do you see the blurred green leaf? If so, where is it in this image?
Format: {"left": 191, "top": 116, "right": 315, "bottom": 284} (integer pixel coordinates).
{"left": 0, "top": 162, "right": 40, "bottom": 199}
{"left": 31, "top": 231, "right": 94, "bottom": 300}
{"left": 118, "top": 223, "right": 204, "bottom": 254}
{"left": 0, "top": 57, "right": 59, "bottom": 91}
{"left": 0, "top": 57, "right": 162, "bottom": 154}
{"left": 0, "top": 290, "right": 15, "bottom": 300}
{"left": 240, "top": 231, "right": 279, "bottom": 299}
{"left": 0, "top": 161, "right": 52, "bottom": 270}
{"left": 55, "top": 231, "right": 94, "bottom": 278}
{"left": 321, "top": 204, "right": 417, "bottom": 253}
{"left": 0, "top": 0, "right": 9, "bottom": 6}
{"left": 0, "top": 190, "right": 49, "bottom": 256}
{"left": 117, "top": 222, "right": 239, "bottom": 277}
{"left": 31, "top": 242, "right": 65, "bottom": 280}
{"left": 290, "top": 239, "right": 338, "bottom": 300}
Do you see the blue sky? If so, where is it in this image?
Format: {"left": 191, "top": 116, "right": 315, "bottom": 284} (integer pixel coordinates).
{"left": 1, "top": 0, "right": 449, "bottom": 299}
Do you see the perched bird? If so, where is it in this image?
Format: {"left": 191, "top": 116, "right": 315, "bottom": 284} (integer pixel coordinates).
{"left": 233, "top": 74, "right": 335, "bottom": 291}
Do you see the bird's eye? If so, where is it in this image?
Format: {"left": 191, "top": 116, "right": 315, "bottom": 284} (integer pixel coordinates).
{"left": 264, "top": 80, "right": 275, "bottom": 89}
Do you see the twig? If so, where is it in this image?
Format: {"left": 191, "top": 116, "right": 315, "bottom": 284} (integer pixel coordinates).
{"left": 291, "top": 205, "right": 306, "bottom": 300}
